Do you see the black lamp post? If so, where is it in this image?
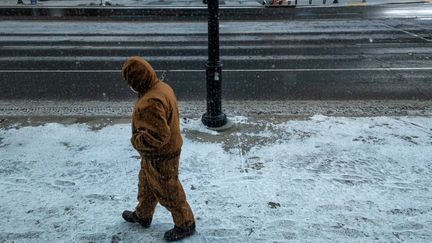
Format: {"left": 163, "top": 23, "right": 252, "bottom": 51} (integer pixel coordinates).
{"left": 201, "top": 0, "right": 228, "bottom": 128}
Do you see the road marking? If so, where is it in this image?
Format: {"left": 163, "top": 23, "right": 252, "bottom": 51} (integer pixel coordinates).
{"left": 384, "top": 23, "right": 432, "bottom": 43}
{"left": 2, "top": 67, "right": 432, "bottom": 73}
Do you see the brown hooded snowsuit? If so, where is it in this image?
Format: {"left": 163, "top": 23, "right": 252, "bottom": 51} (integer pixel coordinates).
{"left": 122, "top": 56, "right": 195, "bottom": 229}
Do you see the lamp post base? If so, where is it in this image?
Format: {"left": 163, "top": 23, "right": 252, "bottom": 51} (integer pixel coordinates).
{"left": 202, "top": 112, "right": 228, "bottom": 129}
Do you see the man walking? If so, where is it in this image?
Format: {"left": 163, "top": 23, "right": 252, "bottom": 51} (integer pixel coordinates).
{"left": 121, "top": 56, "right": 196, "bottom": 241}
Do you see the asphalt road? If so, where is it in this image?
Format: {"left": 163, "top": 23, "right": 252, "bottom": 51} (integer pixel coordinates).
{"left": 0, "top": 3, "right": 432, "bottom": 100}
{"left": 0, "top": 0, "right": 428, "bottom": 7}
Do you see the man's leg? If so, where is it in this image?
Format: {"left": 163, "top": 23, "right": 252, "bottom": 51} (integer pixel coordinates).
{"left": 157, "top": 176, "right": 196, "bottom": 241}
{"left": 145, "top": 157, "right": 195, "bottom": 229}
{"left": 136, "top": 163, "right": 158, "bottom": 219}
{"left": 157, "top": 176, "right": 195, "bottom": 228}
{"left": 123, "top": 163, "right": 157, "bottom": 227}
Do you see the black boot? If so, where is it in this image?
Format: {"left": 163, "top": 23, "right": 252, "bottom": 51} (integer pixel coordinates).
{"left": 164, "top": 222, "right": 196, "bottom": 241}
{"left": 122, "top": 210, "right": 152, "bottom": 228}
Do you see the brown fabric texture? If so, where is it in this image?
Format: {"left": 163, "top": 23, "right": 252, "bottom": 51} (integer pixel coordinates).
{"left": 122, "top": 56, "right": 159, "bottom": 94}
{"left": 136, "top": 157, "right": 195, "bottom": 229}
{"left": 122, "top": 56, "right": 194, "bottom": 229}
{"left": 123, "top": 56, "right": 183, "bottom": 159}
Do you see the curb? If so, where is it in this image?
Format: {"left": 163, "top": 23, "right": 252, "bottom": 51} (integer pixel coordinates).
{"left": 0, "top": 4, "right": 427, "bottom": 21}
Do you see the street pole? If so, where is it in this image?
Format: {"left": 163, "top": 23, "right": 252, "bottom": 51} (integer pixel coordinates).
{"left": 202, "top": 0, "right": 228, "bottom": 128}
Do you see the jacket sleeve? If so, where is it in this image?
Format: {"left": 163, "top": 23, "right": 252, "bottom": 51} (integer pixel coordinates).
{"left": 131, "top": 98, "right": 171, "bottom": 152}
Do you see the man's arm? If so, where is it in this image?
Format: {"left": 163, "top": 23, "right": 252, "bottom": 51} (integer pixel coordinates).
{"left": 131, "top": 99, "right": 171, "bottom": 153}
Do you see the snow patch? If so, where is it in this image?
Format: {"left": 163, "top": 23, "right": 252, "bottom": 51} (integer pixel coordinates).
{"left": 1, "top": 116, "right": 432, "bottom": 242}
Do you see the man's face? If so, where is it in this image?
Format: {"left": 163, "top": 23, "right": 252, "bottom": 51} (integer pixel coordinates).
{"left": 125, "top": 76, "right": 138, "bottom": 94}
{"left": 129, "top": 85, "right": 138, "bottom": 94}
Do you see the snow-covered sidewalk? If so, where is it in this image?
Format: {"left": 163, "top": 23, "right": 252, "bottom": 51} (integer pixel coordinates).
{"left": 1, "top": 115, "right": 431, "bottom": 242}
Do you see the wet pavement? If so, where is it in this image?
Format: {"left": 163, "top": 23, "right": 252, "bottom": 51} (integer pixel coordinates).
{"left": 2, "top": 15, "right": 432, "bottom": 100}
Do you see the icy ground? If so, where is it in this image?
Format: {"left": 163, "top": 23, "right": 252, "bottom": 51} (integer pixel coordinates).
{"left": 0, "top": 115, "right": 432, "bottom": 242}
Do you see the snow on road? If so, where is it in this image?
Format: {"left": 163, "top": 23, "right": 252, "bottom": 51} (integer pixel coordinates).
{"left": 0, "top": 115, "right": 431, "bottom": 242}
